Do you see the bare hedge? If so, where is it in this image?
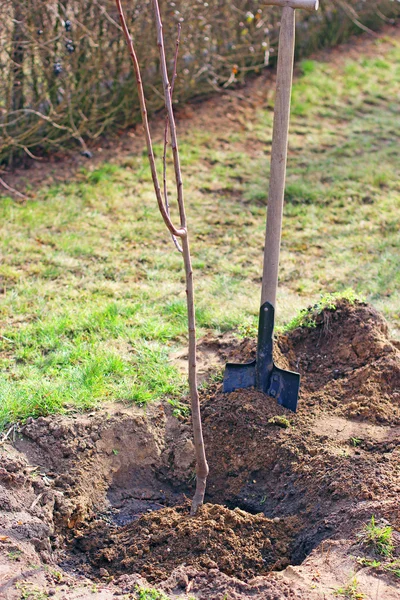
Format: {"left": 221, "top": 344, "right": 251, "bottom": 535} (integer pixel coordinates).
{"left": 0, "top": 0, "right": 398, "bottom": 165}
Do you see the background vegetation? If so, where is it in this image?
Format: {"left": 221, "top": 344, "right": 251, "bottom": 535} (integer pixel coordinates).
{"left": 1, "top": 0, "right": 398, "bottom": 165}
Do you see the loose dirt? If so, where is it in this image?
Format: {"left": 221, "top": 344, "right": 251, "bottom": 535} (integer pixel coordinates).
{"left": 79, "top": 503, "right": 300, "bottom": 582}
{"left": 1, "top": 300, "right": 399, "bottom": 599}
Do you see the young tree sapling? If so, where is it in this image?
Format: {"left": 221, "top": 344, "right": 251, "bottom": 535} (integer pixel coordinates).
{"left": 115, "top": 0, "right": 209, "bottom": 515}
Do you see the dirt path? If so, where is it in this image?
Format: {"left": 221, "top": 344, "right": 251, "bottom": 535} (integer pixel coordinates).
{"left": 1, "top": 300, "right": 399, "bottom": 599}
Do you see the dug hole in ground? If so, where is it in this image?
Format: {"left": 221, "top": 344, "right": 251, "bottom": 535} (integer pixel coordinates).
{"left": 0, "top": 299, "right": 399, "bottom": 599}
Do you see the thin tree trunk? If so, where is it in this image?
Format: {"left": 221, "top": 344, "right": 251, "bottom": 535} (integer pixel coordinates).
{"left": 181, "top": 234, "right": 209, "bottom": 515}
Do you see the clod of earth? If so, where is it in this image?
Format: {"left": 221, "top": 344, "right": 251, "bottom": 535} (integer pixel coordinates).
{"left": 1, "top": 300, "right": 399, "bottom": 599}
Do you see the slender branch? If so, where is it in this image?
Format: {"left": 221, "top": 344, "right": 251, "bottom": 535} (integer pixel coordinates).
{"left": 163, "top": 24, "right": 183, "bottom": 253}
{"left": 115, "top": 0, "right": 185, "bottom": 239}
{"left": 376, "top": 8, "right": 395, "bottom": 24}
{"left": 23, "top": 146, "right": 42, "bottom": 160}
{"left": 0, "top": 425, "right": 16, "bottom": 446}
{"left": 170, "top": 25, "right": 181, "bottom": 100}
{"left": 336, "top": 0, "right": 378, "bottom": 36}
{"left": 0, "top": 176, "right": 28, "bottom": 200}
{"left": 92, "top": 0, "right": 124, "bottom": 31}
{"left": 0, "top": 108, "right": 74, "bottom": 132}
{"left": 152, "top": 0, "right": 185, "bottom": 229}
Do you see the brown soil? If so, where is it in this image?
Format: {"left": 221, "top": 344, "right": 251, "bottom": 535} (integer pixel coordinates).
{"left": 283, "top": 301, "right": 400, "bottom": 424}
{"left": 202, "top": 301, "right": 399, "bottom": 513}
{"left": 80, "top": 503, "right": 300, "bottom": 582}
{"left": 1, "top": 300, "right": 400, "bottom": 600}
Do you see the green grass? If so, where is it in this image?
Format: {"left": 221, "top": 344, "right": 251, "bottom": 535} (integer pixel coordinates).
{"left": 136, "top": 587, "right": 169, "bottom": 600}
{"left": 280, "top": 289, "right": 359, "bottom": 332}
{"left": 268, "top": 416, "right": 291, "bottom": 428}
{"left": 357, "top": 556, "right": 400, "bottom": 579}
{"left": 0, "top": 33, "right": 399, "bottom": 428}
{"left": 334, "top": 576, "right": 365, "bottom": 600}
{"left": 360, "top": 516, "right": 395, "bottom": 557}
{"left": 15, "top": 582, "right": 49, "bottom": 600}
{"left": 356, "top": 518, "right": 399, "bottom": 579}
{"left": 385, "top": 560, "right": 400, "bottom": 579}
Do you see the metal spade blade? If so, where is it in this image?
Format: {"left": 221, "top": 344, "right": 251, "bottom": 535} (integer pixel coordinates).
{"left": 223, "top": 302, "right": 300, "bottom": 412}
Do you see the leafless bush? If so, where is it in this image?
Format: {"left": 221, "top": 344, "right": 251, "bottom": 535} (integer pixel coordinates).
{"left": 0, "top": 0, "right": 398, "bottom": 166}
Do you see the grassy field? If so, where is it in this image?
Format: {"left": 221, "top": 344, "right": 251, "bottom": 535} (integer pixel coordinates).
{"left": 1, "top": 31, "right": 399, "bottom": 428}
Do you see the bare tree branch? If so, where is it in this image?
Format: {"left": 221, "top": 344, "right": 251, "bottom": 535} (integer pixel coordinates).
{"left": 163, "top": 24, "right": 183, "bottom": 254}
{"left": 152, "top": 0, "right": 186, "bottom": 230}
{"left": 0, "top": 175, "right": 28, "bottom": 199}
{"left": 92, "top": 0, "right": 123, "bottom": 32}
{"left": 115, "top": 0, "right": 185, "bottom": 239}
{"left": 336, "top": 0, "right": 378, "bottom": 36}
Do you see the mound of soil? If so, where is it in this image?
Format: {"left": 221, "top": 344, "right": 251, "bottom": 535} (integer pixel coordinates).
{"left": 79, "top": 503, "right": 300, "bottom": 582}
{"left": 200, "top": 302, "right": 399, "bottom": 534}
{"left": 285, "top": 300, "right": 400, "bottom": 424}
{"left": 222, "top": 300, "right": 400, "bottom": 424}
{"left": 1, "top": 299, "right": 399, "bottom": 599}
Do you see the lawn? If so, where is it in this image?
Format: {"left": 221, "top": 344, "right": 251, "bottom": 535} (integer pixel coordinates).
{"left": 1, "top": 31, "right": 399, "bottom": 428}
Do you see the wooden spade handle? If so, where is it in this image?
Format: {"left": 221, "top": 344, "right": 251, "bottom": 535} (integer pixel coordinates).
{"left": 261, "top": 6, "right": 296, "bottom": 308}
{"left": 265, "top": 0, "right": 318, "bottom": 9}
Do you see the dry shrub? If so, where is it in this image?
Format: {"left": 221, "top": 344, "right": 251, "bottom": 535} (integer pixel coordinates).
{"left": 0, "top": 0, "right": 398, "bottom": 166}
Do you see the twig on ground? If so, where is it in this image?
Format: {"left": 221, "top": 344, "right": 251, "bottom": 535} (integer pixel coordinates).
{"left": 0, "top": 334, "right": 15, "bottom": 343}
{"left": 0, "top": 176, "right": 28, "bottom": 200}
{"left": 0, "top": 425, "right": 16, "bottom": 446}
{"left": 30, "top": 493, "right": 44, "bottom": 511}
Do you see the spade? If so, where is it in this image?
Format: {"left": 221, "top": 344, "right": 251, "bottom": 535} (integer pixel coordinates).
{"left": 223, "top": 0, "right": 319, "bottom": 412}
